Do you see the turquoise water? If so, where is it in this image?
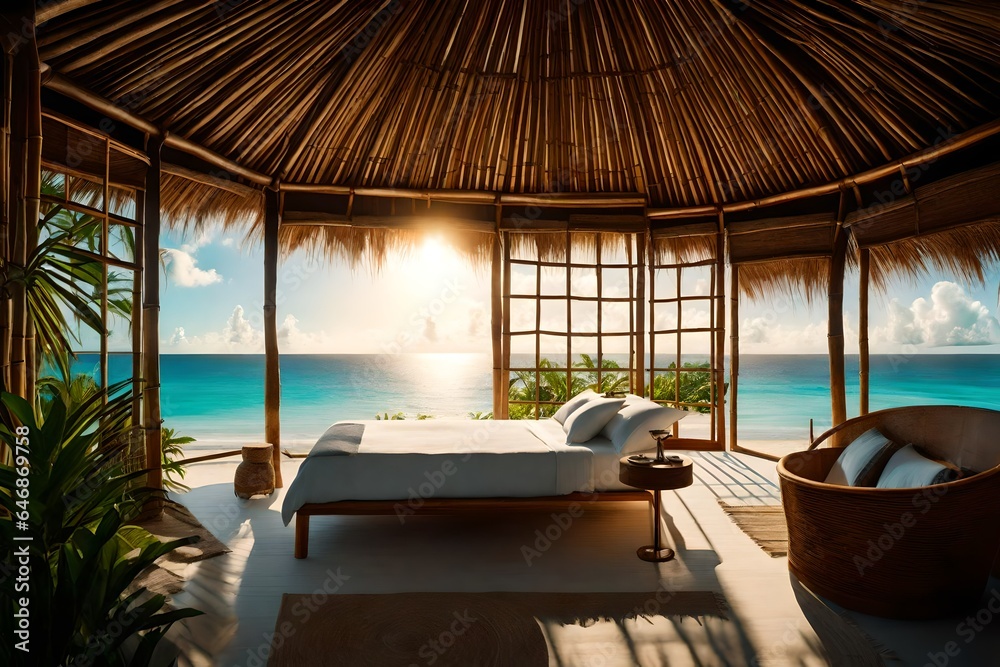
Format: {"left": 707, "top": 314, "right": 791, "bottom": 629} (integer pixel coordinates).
{"left": 73, "top": 353, "right": 1000, "bottom": 448}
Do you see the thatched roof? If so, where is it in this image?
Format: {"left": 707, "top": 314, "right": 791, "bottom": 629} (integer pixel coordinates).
{"left": 32, "top": 0, "right": 1000, "bottom": 292}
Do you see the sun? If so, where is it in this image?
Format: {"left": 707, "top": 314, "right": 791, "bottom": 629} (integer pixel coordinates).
{"left": 420, "top": 235, "right": 450, "bottom": 264}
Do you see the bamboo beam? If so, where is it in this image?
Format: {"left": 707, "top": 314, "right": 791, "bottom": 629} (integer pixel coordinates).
{"left": 729, "top": 264, "right": 739, "bottom": 450}
{"left": 491, "top": 207, "right": 503, "bottom": 419}
{"left": 41, "top": 73, "right": 271, "bottom": 185}
{"left": 264, "top": 188, "right": 283, "bottom": 486}
{"left": 161, "top": 162, "right": 260, "bottom": 198}
{"left": 36, "top": 0, "right": 101, "bottom": 23}
{"left": 647, "top": 119, "right": 1000, "bottom": 220}
{"left": 828, "top": 195, "right": 849, "bottom": 435}
{"left": 859, "top": 247, "right": 870, "bottom": 415}
{"left": 142, "top": 136, "right": 164, "bottom": 498}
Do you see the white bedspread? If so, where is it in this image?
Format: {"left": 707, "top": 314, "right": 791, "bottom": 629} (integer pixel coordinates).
{"left": 281, "top": 419, "right": 615, "bottom": 524}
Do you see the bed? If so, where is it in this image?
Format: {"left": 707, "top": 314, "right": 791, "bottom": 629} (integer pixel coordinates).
{"left": 281, "top": 418, "right": 653, "bottom": 558}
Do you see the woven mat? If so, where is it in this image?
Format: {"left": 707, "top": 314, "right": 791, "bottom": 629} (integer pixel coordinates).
{"left": 130, "top": 501, "right": 230, "bottom": 598}
{"left": 267, "top": 590, "right": 729, "bottom": 667}
{"left": 719, "top": 501, "right": 788, "bottom": 557}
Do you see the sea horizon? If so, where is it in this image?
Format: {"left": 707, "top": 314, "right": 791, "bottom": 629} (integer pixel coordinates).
{"left": 69, "top": 352, "right": 1000, "bottom": 451}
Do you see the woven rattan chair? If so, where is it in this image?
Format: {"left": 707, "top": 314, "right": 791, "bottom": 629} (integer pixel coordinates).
{"left": 777, "top": 405, "right": 1000, "bottom": 619}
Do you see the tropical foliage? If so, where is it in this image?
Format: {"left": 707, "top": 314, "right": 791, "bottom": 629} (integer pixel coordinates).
{"left": 375, "top": 411, "right": 432, "bottom": 420}
{"left": 0, "top": 383, "right": 201, "bottom": 667}
{"left": 508, "top": 355, "right": 721, "bottom": 418}
{"left": 0, "top": 169, "right": 200, "bottom": 666}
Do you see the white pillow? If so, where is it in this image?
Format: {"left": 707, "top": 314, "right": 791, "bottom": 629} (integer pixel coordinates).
{"left": 823, "top": 428, "right": 901, "bottom": 486}
{"left": 876, "top": 444, "right": 961, "bottom": 488}
{"left": 563, "top": 397, "right": 625, "bottom": 443}
{"left": 601, "top": 398, "right": 688, "bottom": 454}
{"left": 553, "top": 389, "right": 599, "bottom": 425}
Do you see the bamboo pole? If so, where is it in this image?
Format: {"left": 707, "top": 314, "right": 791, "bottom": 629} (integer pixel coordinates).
{"left": 0, "top": 49, "right": 9, "bottom": 396}
{"left": 142, "top": 136, "right": 164, "bottom": 498}
{"left": 99, "top": 138, "right": 109, "bottom": 397}
{"left": 8, "top": 9, "right": 29, "bottom": 400}
{"left": 859, "top": 247, "right": 870, "bottom": 415}
{"left": 22, "top": 15, "right": 40, "bottom": 401}
{"left": 490, "top": 206, "right": 503, "bottom": 418}
{"left": 829, "top": 194, "right": 849, "bottom": 435}
{"left": 635, "top": 231, "right": 646, "bottom": 395}
{"left": 501, "top": 231, "right": 511, "bottom": 419}
{"left": 714, "top": 212, "right": 726, "bottom": 449}
{"left": 264, "top": 187, "right": 282, "bottom": 486}
{"left": 729, "top": 264, "right": 739, "bottom": 451}
{"left": 132, "top": 192, "right": 143, "bottom": 428}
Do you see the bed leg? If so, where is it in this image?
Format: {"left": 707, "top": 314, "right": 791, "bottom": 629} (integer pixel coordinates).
{"left": 295, "top": 513, "right": 309, "bottom": 559}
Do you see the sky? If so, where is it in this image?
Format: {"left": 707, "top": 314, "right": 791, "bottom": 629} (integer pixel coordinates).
{"left": 90, "top": 225, "right": 1000, "bottom": 356}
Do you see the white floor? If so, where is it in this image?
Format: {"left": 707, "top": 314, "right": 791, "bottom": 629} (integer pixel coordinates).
{"left": 162, "top": 451, "right": 1000, "bottom": 667}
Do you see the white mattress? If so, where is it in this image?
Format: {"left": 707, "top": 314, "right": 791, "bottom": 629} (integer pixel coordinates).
{"left": 281, "top": 419, "right": 630, "bottom": 524}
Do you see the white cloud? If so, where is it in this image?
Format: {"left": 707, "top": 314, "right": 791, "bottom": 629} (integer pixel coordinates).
{"left": 225, "top": 305, "right": 263, "bottom": 347}
{"left": 163, "top": 248, "right": 222, "bottom": 287}
{"left": 876, "top": 281, "right": 1000, "bottom": 347}
{"left": 221, "top": 237, "right": 235, "bottom": 247}
{"left": 180, "top": 229, "right": 214, "bottom": 254}
{"left": 740, "top": 316, "right": 857, "bottom": 354}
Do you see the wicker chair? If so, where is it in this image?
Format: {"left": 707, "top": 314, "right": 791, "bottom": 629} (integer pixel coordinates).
{"left": 777, "top": 406, "right": 1000, "bottom": 619}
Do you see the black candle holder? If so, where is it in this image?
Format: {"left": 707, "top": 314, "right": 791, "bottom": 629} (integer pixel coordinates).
{"left": 648, "top": 429, "right": 672, "bottom": 463}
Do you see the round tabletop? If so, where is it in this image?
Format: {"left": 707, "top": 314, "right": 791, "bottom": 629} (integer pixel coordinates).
{"left": 619, "top": 455, "right": 694, "bottom": 490}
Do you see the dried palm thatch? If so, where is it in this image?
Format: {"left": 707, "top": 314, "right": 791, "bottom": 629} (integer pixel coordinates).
{"left": 509, "top": 231, "right": 629, "bottom": 263}
{"left": 653, "top": 234, "right": 717, "bottom": 265}
{"left": 865, "top": 221, "right": 1000, "bottom": 292}
{"left": 738, "top": 258, "right": 832, "bottom": 304}
{"left": 274, "top": 224, "right": 494, "bottom": 270}
{"left": 160, "top": 173, "right": 263, "bottom": 233}
{"left": 36, "top": 1, "right": 1000, "bottom": 207}
{"left": 30, "top": 0, "right": 1000, "bottom": 292}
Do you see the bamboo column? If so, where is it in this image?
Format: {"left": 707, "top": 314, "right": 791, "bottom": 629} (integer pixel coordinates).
{"left": 828, "top": 197, "right": 849, "bottom": 432}
{"left": 859, "top": 247, "right": 870, "bottom": 415}
{"left": 99, "top": 139, "right": 109, "bottom": 397}
{"left": 715, "top": 212, "right": 727, "bottom": 449}
{"left": 501, "top": 231, "right": 511, "bottom": 419}
{"left": 634, "top": 231, "right": 646, "bottom": 396}
{"left": 6, "top": 3, "right": 30, "bottom": 399}
{"left": 1, "top": 48, "right": 11, "bottom": 394}
{"left": 729, "top": 264, "right": 739, "bottom": 450}
{"left": 264, "top": 187, "right": 283, "bottom": 486}
{"left": 21, "top": 14, "right": 40, "bottom": 401}
{"left": 132, "top": 193, "right": 144, "bottom": 428}
{"left": 491, "top": 206, "right": 503, "bottom": 418}
{"left": 142, "top": 136, "right": 164, "bottom": 496}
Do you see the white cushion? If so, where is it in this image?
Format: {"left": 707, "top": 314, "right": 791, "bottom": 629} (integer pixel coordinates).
{"left": 601, "top": 398, "right": 688, "bottom": 454}
{"left": 876, "top": 444, "right": 961, "bottom": 488}
{"left": 553, "top": 389, "right": 599, "bottom": 425}
{"left": 563, "top": 397, "right": 625, "bottom": 443}
{"left": 823, "top": 428, "right": 901, "bottom": 486}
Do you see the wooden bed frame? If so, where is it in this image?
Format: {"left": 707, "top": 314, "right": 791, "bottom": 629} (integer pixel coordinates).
{"left": 293, "top": 490, "right": 653, "bottom": 558}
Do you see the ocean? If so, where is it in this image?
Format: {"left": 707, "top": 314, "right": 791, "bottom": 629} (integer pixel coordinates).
{"left": 72, "top": 353, "right": 1000, "bottom": 449}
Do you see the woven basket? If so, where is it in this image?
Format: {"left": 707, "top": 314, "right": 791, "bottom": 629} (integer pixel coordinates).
{"left": 778, "top": 406, "right": 1000, "bottom": 619}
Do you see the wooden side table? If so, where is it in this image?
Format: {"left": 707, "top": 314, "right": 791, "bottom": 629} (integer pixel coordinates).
{"left": 235, "top": 443, "right": 276, "bottom": 499}
{"left": 619, "top": 455, "right": 693, "bottom": 562}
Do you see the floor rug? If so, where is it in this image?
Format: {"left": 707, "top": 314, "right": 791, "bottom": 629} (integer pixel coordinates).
{"left": 267, "top": 590, "right": 729, "bottom": 666}
{"left": 131, "top": 501, "right": 231, "bottom": 597}
{"left": 718, "top": 501, "right": 788, "bottom": 557}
